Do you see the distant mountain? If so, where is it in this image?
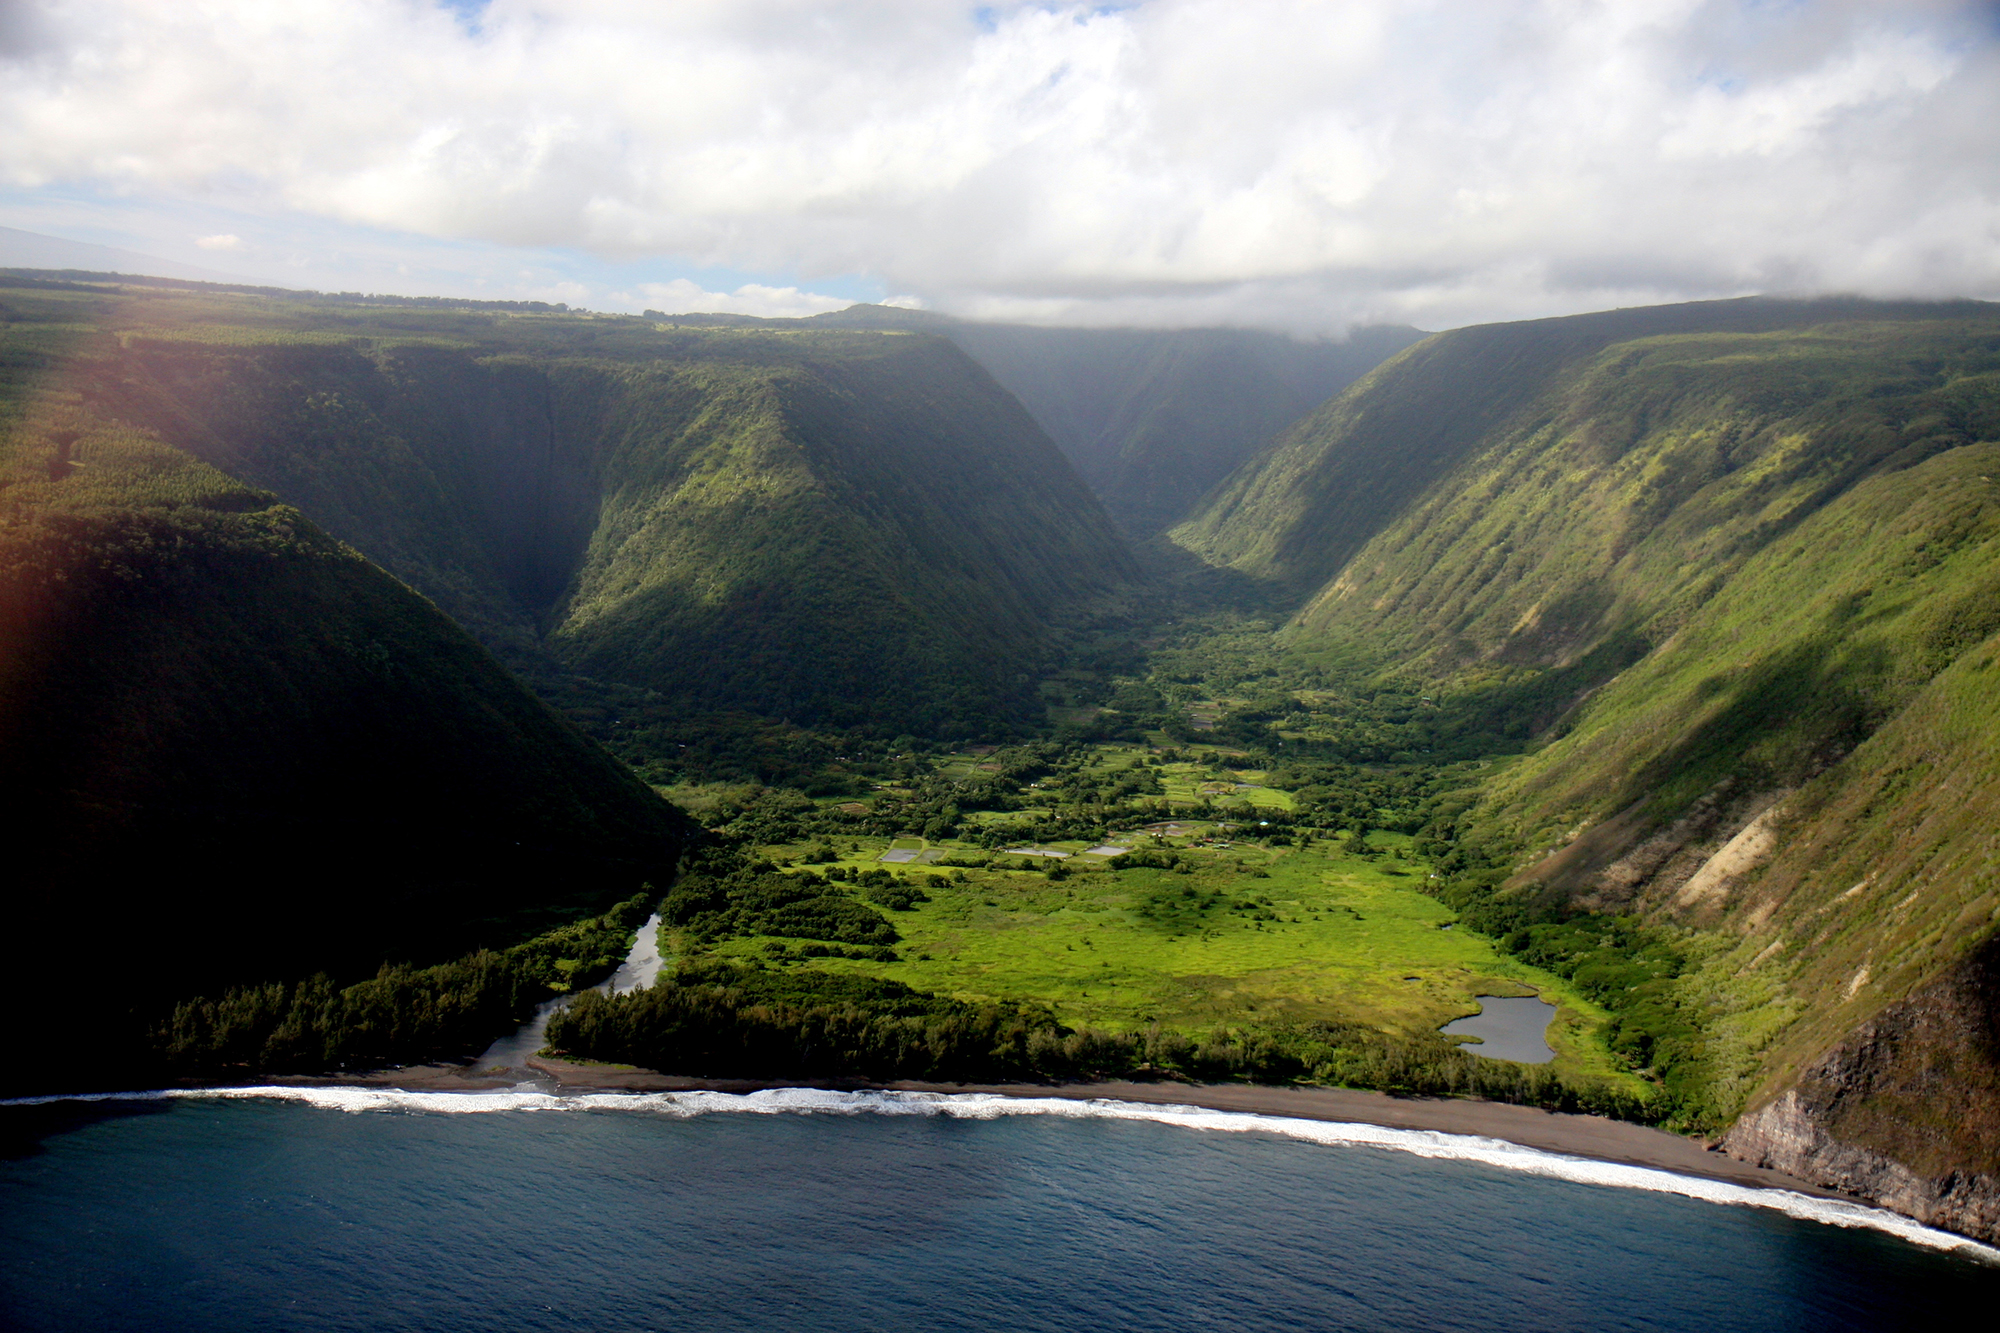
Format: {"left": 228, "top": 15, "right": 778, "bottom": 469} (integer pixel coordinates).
{"left": 1174, "top": 295, "right": 2000, "bottom": 1236}
{"left": 812, "top": 306, "right": 1425, "bottom": 535}
{"left": 0, "top": 223, "right": 243, "bottom": 283}
{"left": 0, "top": 278, "right": 696, "bottom": 1085}
{"left": 25, "top": 279, "right": 1140, "bottom": 737}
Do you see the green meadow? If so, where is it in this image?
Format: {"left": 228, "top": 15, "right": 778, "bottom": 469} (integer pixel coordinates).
{"left": 668, "top": 739, "right": 1638, "bottom": 1092}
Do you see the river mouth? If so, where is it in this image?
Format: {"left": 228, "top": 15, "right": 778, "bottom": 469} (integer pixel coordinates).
{"left": 1440, "top": 995, "right": 1557, "bottom": 1063}
{"left": 470, "top": 911, "right": 664, "bottom": 1077}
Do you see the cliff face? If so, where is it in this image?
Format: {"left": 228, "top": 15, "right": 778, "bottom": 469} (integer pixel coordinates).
{"left": 0, "top": 288, "right": 699, "bottom": 1091}
{"left": 812, "top": 305, "right": 1425, "bottom": 536}
{"left": 1722, "top": 935, "right": 2000, "bottom": 1243}
{"left": 1171, "top": 294, "right": 2000, "bottom": 1239}
{"left": 42, "top": 287, "right": 1141, "bottom": 734}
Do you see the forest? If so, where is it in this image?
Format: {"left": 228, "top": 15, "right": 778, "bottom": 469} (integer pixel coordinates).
{"left": 151, "top": 895, "right": 656, "bottom": 1081}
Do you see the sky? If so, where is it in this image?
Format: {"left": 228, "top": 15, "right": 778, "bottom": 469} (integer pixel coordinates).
{"left": 2, "top": 0, "right": 1997, "bottom": 332}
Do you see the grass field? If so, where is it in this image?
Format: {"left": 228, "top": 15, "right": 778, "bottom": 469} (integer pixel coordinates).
{"left": 668, "top": 738, "right": 1640, "bottom": 1091}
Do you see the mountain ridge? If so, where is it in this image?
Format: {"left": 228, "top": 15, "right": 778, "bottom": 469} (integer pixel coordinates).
{"left": 1, "top": 285, "right": 697, "bottom": 1089}
{"left": 810, "top": 305, "right": 1425, "bottom": 534}
{"left": 36, "top": 284, "right": 1141, "bottom": 735}
{"left": 1171, "top": 293, "right": 2000, "bottom": 1236}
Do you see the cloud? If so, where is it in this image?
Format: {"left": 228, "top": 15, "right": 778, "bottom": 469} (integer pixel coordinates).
{"left": 194, "top": 233, "right": 240, "bottom": 249}
{"left": 1, "top": 0, "right": 1996, "bottom": 330}
{"left": 627, "top": 278, "right": 853, "bottom": 319}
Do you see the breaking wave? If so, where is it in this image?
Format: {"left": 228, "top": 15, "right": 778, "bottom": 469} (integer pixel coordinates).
{"left": 9, "top": 1083, "right": 1995, "bottom": 1261}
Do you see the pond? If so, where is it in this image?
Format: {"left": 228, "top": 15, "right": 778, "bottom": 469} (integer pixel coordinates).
{"left": 1441, "top": 995, "right": 1558, "bottom": 1063}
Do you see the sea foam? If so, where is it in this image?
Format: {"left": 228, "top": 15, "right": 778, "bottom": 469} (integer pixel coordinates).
{"left": 9, "top": 1083, "right": 1996, "bottom": 1261}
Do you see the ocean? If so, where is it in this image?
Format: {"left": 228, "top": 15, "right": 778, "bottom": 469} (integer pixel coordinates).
{"left": 2, "top": 1087, "right": 1993, "bottom": 1331}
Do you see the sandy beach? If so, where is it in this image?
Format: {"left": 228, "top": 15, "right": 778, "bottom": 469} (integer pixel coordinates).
{"left": 276, "top": 1058, "right": 1844, "bottom": 1201}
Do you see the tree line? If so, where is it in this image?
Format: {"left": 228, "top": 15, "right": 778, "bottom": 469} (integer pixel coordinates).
{"left": 545, "top": 956, "right": 1648, "bottom": 1121}
{"left": 149, "top": 894, "right": 656, "bottom": 1081}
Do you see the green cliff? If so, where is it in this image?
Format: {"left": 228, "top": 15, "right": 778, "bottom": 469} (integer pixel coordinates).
{"left": 1175, "top": 296, "right": 2000, "bottom": 1236}
{"left": 1, "top": 282, "right": 695, "bottom": 1087}
{"left": 814, "top": 305, "right": 1423, "bottom": 535}
{"left": 38, "top": 284, "right": 1140, "bottom": 735}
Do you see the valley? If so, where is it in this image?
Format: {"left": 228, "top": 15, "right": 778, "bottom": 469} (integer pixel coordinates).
{"left": 653, "top": 738, "right": 1634, "bottom": 1094}
{"left": 7, "top": 269, "right": 2000, "bottom": 1243}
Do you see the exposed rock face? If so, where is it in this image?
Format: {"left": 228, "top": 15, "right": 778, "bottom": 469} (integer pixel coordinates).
{"left": 1725, "top": 1093, "right": 2000, "bottom": 1242}
{"left": 1674, "top": 803, "right": 1784, "bottom": 908}
{"left": 1512, "top": 783, "right": 1788, "bottom": 916}
{"left": 1721, "top": 934, "right": 2000, "bottom": 1243}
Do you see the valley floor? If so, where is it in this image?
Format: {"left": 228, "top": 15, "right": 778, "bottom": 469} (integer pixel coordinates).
{"left": 667, "top": 740, "right": 1643, "bottom": 1096}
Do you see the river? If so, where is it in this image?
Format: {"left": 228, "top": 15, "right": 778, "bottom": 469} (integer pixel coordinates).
{"left": 470, "top": 912, "right": 664, "bottom": 1077}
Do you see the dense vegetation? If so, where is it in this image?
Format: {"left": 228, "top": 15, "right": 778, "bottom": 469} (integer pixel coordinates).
{"left": 15, "top": 265, "right": 2000, "bottom": 1231}
{"left": 1175, "top": 297, "right": 1996, "bottom": 596}
{"left": 153, "top": 895, "right": 656, "bottom": 1081}
{"left": 663, "top": 863, "right": 902, "bottom": 950}
{"left": 1175, "top": 297, "right": 2000, "bottom": 1154}
{"left": 23, "top": 281, "right": 1139, "bottom": 737}
{"left": 546, "top": 955, "right": 1640, "bottom": 1119}
{"left": 549, "top": 730, "right": 1653, "bottom": 1119}
{"left": 0, "top": 281, "right": 694, "bottom": 1096}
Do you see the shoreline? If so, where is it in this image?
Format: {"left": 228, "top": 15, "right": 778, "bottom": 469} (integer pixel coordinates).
{"left": 272, "top": 1058, "right": 1847, "bottom": 1202}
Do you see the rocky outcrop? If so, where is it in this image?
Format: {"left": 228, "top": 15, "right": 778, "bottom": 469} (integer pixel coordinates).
{"left": 1721, "top": 933, "right": 2000, "bottom": 1243}
{"left": 1724, "top": 1092, "right": 2000, "bottom": 1242}
{"left": 1674, "top": 802, "right": 1784, "bottom": 908}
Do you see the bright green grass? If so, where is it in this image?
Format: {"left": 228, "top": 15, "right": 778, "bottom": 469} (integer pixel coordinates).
{"left": 1144, "top": 760, "right": 1298, "bottom": 813}
{"left": 736, "top": 827, "right": 1636, "bottom": 1089}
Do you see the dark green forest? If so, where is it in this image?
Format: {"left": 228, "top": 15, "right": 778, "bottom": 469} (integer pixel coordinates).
{"left": 0, "top": 280, "right": 694, "bottom": 1096}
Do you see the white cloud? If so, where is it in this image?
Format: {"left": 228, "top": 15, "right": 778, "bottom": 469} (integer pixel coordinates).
{"left": 628, "top": 278, "right": 850, "bottom": 319}
{"left": 194, "top": 233, "right": 240, "bottom": 249}
{"left": 1, "top": 0, "right": 1995, "bottom": 330}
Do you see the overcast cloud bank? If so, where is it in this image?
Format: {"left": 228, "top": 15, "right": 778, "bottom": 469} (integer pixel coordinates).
{"left": 3, "top": 0, "right": 1996, "bottom": 330}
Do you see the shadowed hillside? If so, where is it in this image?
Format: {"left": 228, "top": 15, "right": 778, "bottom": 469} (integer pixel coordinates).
{"left": 814, "top": 305, "right": 1423, "bottom": 535}
{"left": 0, "top": 285, "right": 696, "bottom": 1089}
{"left": 26, "top": 281, "right": 1140, "bottom": 736}
{"left": 1172, "top": 295, "right": 2000, "bottom": 1238}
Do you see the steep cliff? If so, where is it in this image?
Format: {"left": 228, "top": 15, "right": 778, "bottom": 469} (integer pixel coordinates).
{"left": 0, "top": 283, "right": 697, "bottom": 1087}
{"left": 39, "top": 283, "right": 1140, "bottom": 734}
{"left": 1174, "top": 294, "right": 2000, "bottom": 1236}
{"left": 814, "top": 305, "right": 1423, "bottom": 535}
{"left": 1722, "top": 935, "right": 2000, "bottom": 1243}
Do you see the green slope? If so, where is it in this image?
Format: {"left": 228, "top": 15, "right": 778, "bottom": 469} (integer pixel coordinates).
{"left": 548, "top": 333, "right": 1139, "bottom": 730}
{"left": 1170, "top": 296, "right": 2000, "bottom": 1236}
{"left": 814, "top": 306, "right": 1424, "bottom": 535}
{"left": 27, "top": 281, "right": 1140, "bottom": 735}
{"left": 0, "top": 283, "right": 696, "bottom": 1086}
{"left": 1173, "top": 298, "right": 1997, "bottom": 601}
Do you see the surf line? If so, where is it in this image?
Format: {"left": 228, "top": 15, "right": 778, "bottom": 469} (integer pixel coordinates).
{"left": 9, "top": 1083, "right": 1997, "bottom": 1262}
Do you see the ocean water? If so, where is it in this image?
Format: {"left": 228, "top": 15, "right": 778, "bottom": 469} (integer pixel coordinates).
{"left": 2, "top": 1088, "right": 1995, "bottom": 1331}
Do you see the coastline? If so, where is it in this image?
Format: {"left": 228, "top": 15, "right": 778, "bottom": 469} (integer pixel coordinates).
{"left": 274, "top": 1058, "right": 1846, "bottom": 1202}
